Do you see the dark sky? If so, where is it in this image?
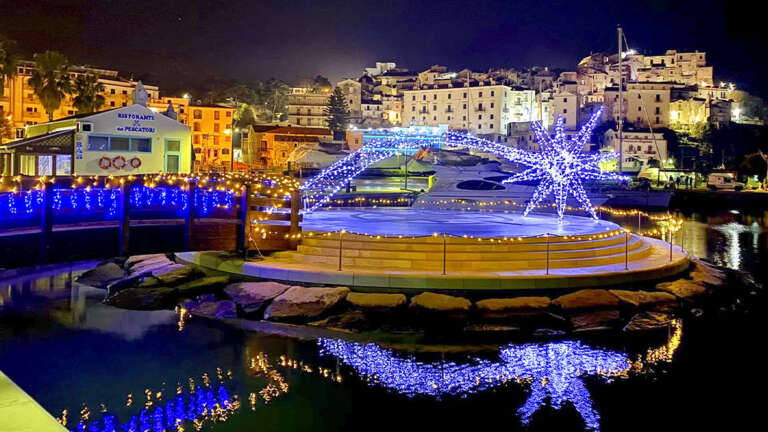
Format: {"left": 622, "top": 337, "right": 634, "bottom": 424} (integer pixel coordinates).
{"left": 1, "top": 0, "right": 766, "bottom": 97}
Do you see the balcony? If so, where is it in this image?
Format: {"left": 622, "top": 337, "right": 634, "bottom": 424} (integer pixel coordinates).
{"left": 475, "top": 106, "right": 486, "bottom": 112}
{"left": 445, "top": 108, "right": 454, "bottom": 113}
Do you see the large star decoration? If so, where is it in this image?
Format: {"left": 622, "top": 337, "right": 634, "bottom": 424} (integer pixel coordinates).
{"left": 503, "top": 107, "right": 627, "bottom": 220}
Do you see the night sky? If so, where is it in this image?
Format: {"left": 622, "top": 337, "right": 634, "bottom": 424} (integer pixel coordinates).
{"left": 1, "top": 0, "right": 766, "bottom": 97}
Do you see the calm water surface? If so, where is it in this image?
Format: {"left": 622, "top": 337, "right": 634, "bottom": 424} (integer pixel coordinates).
{"left": 0, "top": 209, "right": 765, "bottom": 432}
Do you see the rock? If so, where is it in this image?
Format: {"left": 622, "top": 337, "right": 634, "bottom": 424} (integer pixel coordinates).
{"left": 155, "top": 266, "right": 199, "bottom": 286}
{"left": 151, "top": 263, "right": 187, "bottom": 277}
{"left": 175, "top": 276, "right": 230, "bottom": 296}
{"left": 129, "top": 256, "right": 175, "bottom": 276}
{"left": 691, "top": 258, "right": 726, "bottom": 279}
{"left": 552, "top": 289, "right": 619, "bottom": 310}
{"left": 181, "top": 295, "right": 237, "bottom": 319}
{"left": 105, "top": 274, "right": 146, "bottom": 296}
{"left": 623, "top": 312, "right": 672, "bottom": 332}
{"left": 125, "top": 253, "right": 168, "bottom": 268}
{"left": 224, "top": 282, "right": 291, "bottom": 314}
{"left": 609, "top": 290, "right": 677, "bottom": 308}
{"left": 409, "top": 292, "right": 472, "bottom": 313}
{"left": 570, "top": 309, "right": 620, "bottom": 332}
{"left": 76, "top": 262, "right": 126, "bottom": 289}
{"left": 690, "top": 271, "right": 725, "bottom": 287}
{"left": 104, "top": 287, "right": 177, "bottom": 310}
{"left": 346, "top": 292, "right": 407, "bottom": 309}
{"left": 464, "top": 324, "right": 520, "bottom": 334}
{"left": 533, "top": 328, "right": 566, "bottom": 337}
{"left": 309, "top": 311, "right": 368, "bottom": 332}
{"left": 656, "top": 279, "right": 706, "bottom": 298}
{"left": 264, "top": 286, "right": 350, "bottom": 321}
{"left": 476, "top": 297, "right": 551, "bottom": 319}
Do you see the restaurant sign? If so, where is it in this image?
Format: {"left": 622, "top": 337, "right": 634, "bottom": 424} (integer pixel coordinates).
{"left": 116, "top": 112, "right": 156, "bottom": 133}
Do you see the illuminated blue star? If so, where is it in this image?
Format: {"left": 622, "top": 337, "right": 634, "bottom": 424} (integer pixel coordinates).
{"left": 503, "top": 107, "right": 627, "bottom": 220}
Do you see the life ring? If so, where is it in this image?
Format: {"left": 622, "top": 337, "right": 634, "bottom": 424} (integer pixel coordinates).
{"left": 112, "top": 155, "right": 127, "bottom": 170}
{"left": 98, "top": 157, "right": 112, "bottom": 170}
{"left": 129, "top": 157, "right": 142, "bottom": 169}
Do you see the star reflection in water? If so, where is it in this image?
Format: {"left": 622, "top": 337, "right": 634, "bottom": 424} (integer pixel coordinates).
{"left": 318, "top": 320, "right": 682, "bottom": 432}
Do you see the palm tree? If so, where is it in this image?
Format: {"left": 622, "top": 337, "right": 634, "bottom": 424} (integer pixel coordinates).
{"left": 28, "top": 51, "right": 72, "bottom": 121}
{"left": 72, "top": 74, "right": 105, "bottom": 114}
{"left": 0, "top": 36, "right": 19, "bottom": 98}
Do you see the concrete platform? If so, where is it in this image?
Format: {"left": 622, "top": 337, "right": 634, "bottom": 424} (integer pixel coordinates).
{"left": 176, "top": 237, "right": 689, "bottom": 291}
{"left": 0, "top": 370, "right": 67, "bottom": 432}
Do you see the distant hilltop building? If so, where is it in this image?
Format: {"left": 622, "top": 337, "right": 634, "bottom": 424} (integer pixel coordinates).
{"left": 0, "top": 60, "right": 159, "bottom": 140}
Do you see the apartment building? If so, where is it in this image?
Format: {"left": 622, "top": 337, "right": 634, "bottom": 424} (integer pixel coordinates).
{"left": 603, "top": 82, "right": 673, "bottom": 128}
{"left": 0, "top": 60, "right": 158, "bottom": 140}
{"left": 403, "top": 83, "right": 535, "bottom": 140}
{"left": 285, "top": 87, "right": 330, "bottom": 127}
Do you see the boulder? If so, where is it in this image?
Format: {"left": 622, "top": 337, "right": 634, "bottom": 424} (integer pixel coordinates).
{"left": 151, "top": 263, "right": 187, "bottom": 277}
{"left": 552, "top": 289, "right": 619, "bottom": 310}
{"left": 105, "top": 274, "right": 146, "bottom": 296}
{"left": 346, "top": 292, "right": 407, "bottom": 310}
{"left": 264, "top": 286, "right": 350, "bottom": 321}
{"left": 409, "top": 292, "right": 472, "bottom": 313}
{"left": 570, "top": 309, "right": 620, "bottom": 332}
{"left": 690, "top": 271, "right": 725, "bottom": 287}
{"left": 104, "top": 287, "right": 177, "bottom": 310}
{"left": 224, "top": 282, "right": 291, "bottom": 314}
{"left": 155, "top": 266, "right": 199, "bottom": 286}
{"left": 76, "top": 262, "right": 126, "bottom": 289}
{"left": 181, "top": 295, "right": 237, "bottom": 319}
{"left": 175, "top": 275, "right": 230, "bottom": 296}
{"left": 476, "top": 297, "right": 551, "bottom": 319}
{"left": 125, "top": 253, "right": 168, "bottom": 268}
{"left": 309, "top": 311, "right": 368, "bottom": 332}
{"left": 691, "top": 258, "right": 726, "bottom": 279}
{"left": 129, "top": 256, "right": 175, "bottom": 276}
{"left": 609, "top": 290, "right": 677, "bottom": 308}
{"left": 623, "top": 312, "right": 672, "bottom": 332}
{"left": 656, "top": 279, "right": 706, "bottom": 298}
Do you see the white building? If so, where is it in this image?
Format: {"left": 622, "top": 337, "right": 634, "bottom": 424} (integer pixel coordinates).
{"left": 602, "top": 129, "right": 667, "bottom": 172}
{"left": 1, "top": 92, "right": 191, "bottom": 176}
{"left": 402, "top": 83, "right": 534, "bottom": 141}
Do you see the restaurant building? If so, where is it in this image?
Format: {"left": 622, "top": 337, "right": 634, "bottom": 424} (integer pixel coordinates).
{"left": 0, "top": 87, "right": 191, "bottom": 176}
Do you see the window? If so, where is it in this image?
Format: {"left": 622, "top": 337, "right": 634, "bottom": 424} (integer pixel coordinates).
{"left": 563, "top": 98, "right": 568, "bottom": 103}
{"left": 132, "top": 138, "right": 151, "bottom": 152}
{"left": 412, "top": 96, "right": 416, "bottom": 101}
{"left": 194, "top": 135, "right": 200, "bottom": 145}
{"left": 80, "top": 123, "right": 92, "bottom": 132}
{"left": 478, "top": 115, "right": 482, "bottom": 120}
{"left": 433, "top": 105, "right": 437, "bottom": 111}
{"left": 87, "top": 135, "right": 152, "bottom": 152}
{"left": 422, "top": 95, "right": 426, "bottom": 100}
{"left": 490, "top": 114, "right": 494, "bottom": 119}
{"left": 638, "top": 107, "right": 642, "bottom": 112}
{"left": 490, "top": 102, "right": 494, "bottom": 108}
{"left": 563, "top": 109, "right": 567, "bottom": 113}
{"left": 25, "top": 106, "right": 37, "bottom": 112}
{"left": 478, "top": 92, "right": 483, "bottom": 97}
{"left": 655, "top": 94, "right": 661, "bottom": 102}
{"left": 433, "top": 116, "right": 436, "bottom": 121}
{"left": 489, "top": 124, "right": 493, "bottom": 129}
{"left": 214, "top": 123, "right": 220, "bottom": 132}
{"left": 56, "top": 155, "right": 72, "bottom": 175}
{"left": 19, "top": 155, "right": 35, "bottom": 175}
{"left": 655, "top": 107, "right": 660, "bottom": 115}
{"left": 490, "top": 91, "right": 495, "bottom": 97}
{"left": 193, "top": 110, "right": 202, "bottom": 119}
{"left": 448, "top": 94, "right": 452, "bottom": 99}
{"left": 463, "top": 92, "right": 467, "bottom": 98}
{"left": 110, "top": 137, "right": 130, "bottom": 151}
{"left": 110, "top": 101, "right": 115, "bottom": 107}
{"left": 214, "top": 111, "right": 220, "bottom": 120}
{"left": 655, "top": 116, "right": 660, "bottom": 124}
{"left": 193, "top": 122, "right": 201, "bottom": 132}
{"left": 412, "top": 106, "right": 415, "bottom": 112}
{"left": 87, "top": 136, "right": 109, "bottom": 151}
{"left": 222, "top": 148, "right": 230, "bottom": 155}
{"left": 122, "top": 90, "right": 127, "bottom": 95}
{"left": 433, "top": 94, "right": 437, "bottom": 100}
{"left": 226, "top": 111, "right": 232, "bottom": 117}
{"left": 463, "top": 104, "right": 467, "bottom": 109}
{"left": 214, "top": 136, "right": 220, "bottom": 145}
{"left": 110, "top": 89, "right": 116, "bottom": 94}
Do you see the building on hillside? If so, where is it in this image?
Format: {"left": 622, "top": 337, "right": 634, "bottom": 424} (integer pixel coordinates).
{"left": 0, "top": 93, "right": 191, "bottom": 176}
{"left": 242, "top": 125, "right": 332, "bottom": 170}
{"left": 336, "top": 79, "right": 362, "bottom": 123}
{"left": 604, "top": 82, "right": 672, "bottom": 128}
{"left": 638, "top": 50, "right": 713, "bottom": 87}
{"left": 285, "top": 87, "right": 330, "bottom": 127}
{"left": 602, "top": 128, "right": 668, "bottom": 172}
{"left": 360, "top": 99, "right": 385, "bottom": 127}
{"left": 0, "top": 60, "right": 158, "bottom": 140}
{"left": 147, "top": 97, "right": 237, "bottom": 171}
{"left": 378, "top": 69, "right": 417, "bottom": 87}
{"left": 403, "top": 82, "right": 535, "bottom": 142}
{"left": 364, "top": 62, "right": 397, "bottom": 77}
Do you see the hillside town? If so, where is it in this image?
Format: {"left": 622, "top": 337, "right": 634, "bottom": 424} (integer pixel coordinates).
{"left": 2, "top": 35, "right": 768, "bottom": 189}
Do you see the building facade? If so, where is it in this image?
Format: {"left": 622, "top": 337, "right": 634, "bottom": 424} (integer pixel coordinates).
{"left": 243, "top": 125, "right": 332, "bottom": 170}
{"left": 602, "top": 129, "right": 668, "bottom": 172}
{"left": 0, "top": 60, "right": 159, "bottom": 140}
{"left": 285, "top": 87, "right": 330, "bottom": 127}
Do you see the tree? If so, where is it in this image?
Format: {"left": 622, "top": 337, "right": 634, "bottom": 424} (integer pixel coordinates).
{"left": 28, "top": 51, "right": 72, "bottom": 121}
{"left": 311, "top": 75, "right": 332, "bottom": 91}
{"left": 0, "top": 36, "right": 19, "bottom": 98}
{"left": 0, "top": 109, "right": 13, "bottom": 144}
{"left": 324, "top": 87, "right": 350, "bottom": 132}
{"left": 256, "top": 79, "right": 289, "bottom": 122}
{"left": 72, "top": 74, "right": 105, "bottom": 114}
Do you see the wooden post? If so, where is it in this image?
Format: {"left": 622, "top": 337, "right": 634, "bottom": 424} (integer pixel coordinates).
{"left": 117, "top": 180, "right": 131, "bottom": 256}
{"left": 237, "top": 184, "right": 249, "bottom": 258}
{"left": 38, "top": 182, "right": 54, "bottom": 264}
{"left": 637, "top": 211, "right": 641, "bottom": 231}
{"left": 183, "top": 180, "right": 195, "bottom": 251}
{"left": 337, "top": 230, "right": 343, "bottom": 271}
{"left": 669, "top": 231, "right": 673, "bottom": 262}
{"left": 290, "top": 188, "right": 301, "bottom": 249}
{"left": 545, "top": 233, "right": 550, "bottom": 275}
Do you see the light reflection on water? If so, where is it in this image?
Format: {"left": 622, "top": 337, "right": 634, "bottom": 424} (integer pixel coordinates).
{"left": 317, "top": 321, "right": 682, "bottom": 432}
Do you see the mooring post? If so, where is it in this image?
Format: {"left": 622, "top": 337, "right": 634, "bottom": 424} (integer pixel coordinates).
{"left": 38, "top": 182, "right": 53, "bottom": 265}
{"left": 183, "top": 180, "right": 195, "bottom": 251}
{"left": 545, "top": 233, "right": 550, "bottom": 275}
{"left": 669, "top": 230, "right": 673, "bottom": 262}
{"left": 442, "top": 232, "right": 447, "bottom": 275}
{"left": 290, "top": 188, "right": 301, "bottom": 249}
{"left": 237, "top": 184, "right": 249, "bottom": 259}
{"left": 625, "top": 231, "right": 629, "bottom": 270}
{"left": 117, "top": 179, "right": 131, "bottom": 257}
{"left": 337, "top": 230, "right": 344, "bottom": 271}
{"left": 637, "top": 211, "right": 641, "bottom": 231}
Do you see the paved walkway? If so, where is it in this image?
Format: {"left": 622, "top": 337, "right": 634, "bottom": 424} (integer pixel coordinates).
{"left": 0, "top": 370, "right": 66, "bottom": 432}
{"left": 177, "top": 238, "right": 689, "bottom": 291}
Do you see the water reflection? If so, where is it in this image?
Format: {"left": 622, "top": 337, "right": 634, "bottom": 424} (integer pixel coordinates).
{"left": 710, "top": 222, "right": 762, "bottom": 270}
{"left": 318, "top": 321, "right": 682, "bottom": 432}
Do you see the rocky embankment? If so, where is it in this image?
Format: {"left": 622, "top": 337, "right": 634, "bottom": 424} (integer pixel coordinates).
{"left": 77, "top": 254, "right": 760, "bottom": 335}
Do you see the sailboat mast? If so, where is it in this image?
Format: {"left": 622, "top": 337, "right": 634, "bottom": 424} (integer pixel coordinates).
{"left": 617, "top": 24, "right": 624, "bottom": 173}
